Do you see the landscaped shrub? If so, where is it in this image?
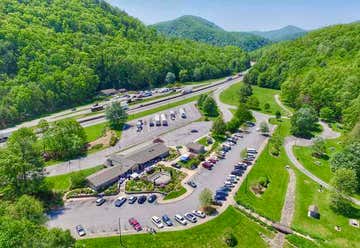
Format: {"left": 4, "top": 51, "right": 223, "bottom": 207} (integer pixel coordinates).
{"left": 70, "top": 173, "right": 86, "bottom": 189}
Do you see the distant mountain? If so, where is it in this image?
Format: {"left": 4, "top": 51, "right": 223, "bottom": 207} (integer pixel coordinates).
{"left": 250, "top": 25, "right": 307, "bottom": 42}
{"left": 151, "top": 15, "right": 270, "bottom": 51}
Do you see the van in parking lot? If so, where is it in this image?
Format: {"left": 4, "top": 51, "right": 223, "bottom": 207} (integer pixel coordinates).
{"left": 151, "top": 216, "right": 164, "bottom": 228}
{"left": 174, "top": 214, "right": 187, "bottom": 225}
{"left": 247, "top": 148, "right": 257, "bottom": 154}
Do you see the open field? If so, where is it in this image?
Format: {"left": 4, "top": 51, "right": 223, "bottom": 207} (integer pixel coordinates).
{"left": 220, "top": 82, "right": 284, "bottom": 115}
{"left": 291, "top": 167, "right": 360, "bottom": 248}
{"left": 235, "top": 118, "right": 291, "bottom": 221}
{"left": 75, "top": 206, "right": 273, "bottom": 248}
{"left": 293, "top": 137, "right": 343, "bottom": 183}
{"left": 45, "top": 166, "right": 103, "bottom": 192}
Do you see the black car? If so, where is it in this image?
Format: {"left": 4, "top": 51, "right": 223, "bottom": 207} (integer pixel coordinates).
{"left": 216, "top": 190, "right": 229, "bottom": 196}
{"left": 218, "top": 186, "right": 231, "bottom": 192}
{"left": 187, "top": 181, "right": 197, "bottom": 188}
{"left": 138, "top": 195, "right": 147, "bottom": 204}
{"left": 234, "top": 165, "right": 246, "bottom": 170}
{"left": 171, "top": 163, "right": 181, "bottom": 169}
{"left": 214, "top": 195, "right": 226, "bottom": 201}
{"left": 148, "top": 194, "right": 157, "bottom": 203}
{"left": 213, "top": 200, "right": 223, "bottom": 206}
{"left": 231, "top": 171, "right": 243, "bottom": 176}
{"left": 190, "top": 129, "right": 198, "bottom": 133}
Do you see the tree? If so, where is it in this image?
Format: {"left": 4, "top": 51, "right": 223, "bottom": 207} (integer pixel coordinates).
{"left": 202, "top": 96, "right": 219, "bottom": 117}
{"left": 42, "top": 119, "right": 87, "bottom": 160}
{"left": 246, "top": 95, "right": 260, "bottom": 110}
{"left": 199, "top": 188, "right": 213, "bottom": 207}
{"left": 331, "top": 141, "right": 360, "bottom": 186}
{"left": 197, "top": 94, "right": 207, "bottom": 108}
{"left": 226, "top": 118, "right": 241, "bottom": 133}
{"left": 290, "top": 107, "right": 318, "bottom": 138}
{"left": 270, "top": 133, "right": 282, "bottom": 156}
{"left": 264, "top": 103, "right": 270, "bottom": 111}
{"left": 275, "top": 110, "right": 282, "bottom": 120}
{"left": 331, "top": 168, "right": 358, "bottom": 195}
{"left": 165, "top": 72, "right": 176, "bottom": 84}
{"left": 179, "top": 69, "right": 190, "bottom": 82}
{"left": 9, "top": 195, "right": 45, "bottom": 225}
{"left": 212, "top": 117, "right": 226, "bottom": 137}
{"left": 320, "top": 107, "right": 335, "bottom": 123}
{"left": 223, "top": 229, "right": 237, "bottom": 247}
{"left": 105, "top": 102, "right": 128, "bottom": 130}
{"left": 312, "top": 136, "right": 326, "bottom": 158}
{"left": 260, "top": 121, "right": 270, "bottom": 134}
{"left": 0, "top": 128, "right": 44, "bottom": 198}
{"left": 238, "top": 83, "right": 253, "bottom": 103}
{"left": 234, "top": 103, "right": 253, "bottom": 124}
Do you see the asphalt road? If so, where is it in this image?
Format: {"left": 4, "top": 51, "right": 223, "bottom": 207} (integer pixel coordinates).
{"left": 45, "top": 103, "right": 202, "bottom": 177}
{"left": 46, "top": 112, "right": 270, "bottom": 237}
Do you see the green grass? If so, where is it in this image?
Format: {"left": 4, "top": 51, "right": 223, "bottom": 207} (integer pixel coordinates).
{"left": 45, "top": 166, "right": 103, "bottom": 192}
{"left": 76, "top": 206, "right": 273, "bottom": 248}
{"left": 235, "top": 119, "right": 291, "bottom": 221}
{"left": 197, "top": 136, "right": 209, "bottom": 146}
{"left": 219, "top": 82, "right": 284, "bottom": 115}
{"left": 293, "top": 137, "right": 343, "bottom": 183}
{"left": 163, "top": 186, "right": 187, "bottom": 200}
{"left": 286, "top": 234, "right": 319, "bottom": 248}
{"left": 84, "top": 122, "right": 107, "bottom": 142}
{"left": 291, "top": 167, "right": 360, "bottom": 248}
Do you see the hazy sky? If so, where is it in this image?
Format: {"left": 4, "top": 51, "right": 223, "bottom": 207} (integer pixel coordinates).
{"left": 106, "top": 0, "right": 359, "bottom": 31}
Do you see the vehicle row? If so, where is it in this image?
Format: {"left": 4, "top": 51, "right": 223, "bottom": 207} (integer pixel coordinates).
{"left": 95, "top": 194, "right": 158, "bottom": 207}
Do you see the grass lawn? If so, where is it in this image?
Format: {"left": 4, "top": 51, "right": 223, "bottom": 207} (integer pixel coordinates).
{"left": 45, "top": 166, "right": 103, "bottom": 192}
{"left": 76, "top": 206, "right": 274, "bottom": 248}
{"left": 293, "top": 137, "right": 343, "bottom": 183}
{"left": 197, "top": 136, "right": 209, "bottom": 146}
{"left": 291, "top": 167, "right": 360, "bottom": 248}
{"left": 163, "top": 186, "right": 187, "bottom": 200}
{"left": 235, "top": 119, "right": 291, "bottom": 221}
{"left": 84, "top": 122, "right": 107, "bottom": 142}
{"left": 220, "top": 82, "right": 285, "bottom": 115}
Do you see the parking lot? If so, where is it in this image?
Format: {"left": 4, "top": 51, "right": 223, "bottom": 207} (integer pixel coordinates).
{"left": 117, "top": 103, "right": 201, "bottom": 150}
{"left": 47, "top": 112, "right": 271, "bottom": 237}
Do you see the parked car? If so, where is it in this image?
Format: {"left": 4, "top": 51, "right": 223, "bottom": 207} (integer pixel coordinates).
{"left": 231, "top": 170, "right": 243, "bottom": 176}
{"left": 209, "top": 157, "right": 218, "bottom": 164}
{"left": 224, "top": 182, "right": 235, "bottom": 188}
{"left": 151, "top": 216, "right": 164, "bottom": 228}
{"left": 184, "top": 212, "right": 197, "bottom": 223}
{"left": 114, "top": 197, "right": 127, "bottom": 207}
{"left": 214, "top": 194, "right": 226, "bottom": 201}
{"left": 95, "top": 198, "right": 105, "bottom": 206}
{"left": 76, "top": 225, "right": 86, "bottom": 236}
{"left": 190, "top": 129, "right": 198, "bottom": 133}
{"left": 138, "top": 195, "right": 147, "bottom": 204}
{"left": 202, "top": 161, "right": 212, "bottom": 170}
{"left": 234, "top": 165, "right": 246, "bottom": 170}
{"left": 213, "top": 200, "right": 223, "bottom": 206}
{"left": 162, "top": 215, "right": 173, "bottom": 226}
{"left": 148, "top": 194, "right": 157, "bottom": 203}
{"left": 216, "top": 190, "right": 229, "bottom": 196}
{"left": 218, "top": 186, "right": 231, "bottom": 192}
{"left": 174, "top": 214, "right": 187, "bottom": 225}
{"left": 171, "top": 162, "right": 181, "bottom": 169}
{"left": 228, "top": 175, "right": 240, "bottom": 181}
{"left": 192, "top": 210, "right": 206, "bottom": 218}
{"left": 128, "top": 196, "right": 137, "bottom": 204}
{"left": 128, "top": 217, "right": 142, "bottom": 231}
{"left": 187, "top": 180, "right": 197, "bottom": 188}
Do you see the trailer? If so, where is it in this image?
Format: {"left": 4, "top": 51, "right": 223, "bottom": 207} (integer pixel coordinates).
{"left": 91, "top": 103, "right": 104, "bottom": 112}
{"left": 161, "top": 114, "right": 168, "bottom": 126}
{"left": 154, "top": 114, "right": 161, "bottom": 126}
{"left": 179, "top": 108, "right": 186, "bottom": 118}
{"left": 170, "top": 110, "right": 176, "bottom": 120}
{"left": 181, "top": 86, "right": 193, "bottom": 95}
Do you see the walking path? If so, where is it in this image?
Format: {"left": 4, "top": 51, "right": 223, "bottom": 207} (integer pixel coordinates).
{"left": 275, "top": 94, "right": 360, "bottom": 206}
{"left": 271, "top": 167, "right": 296, "bottom": 248}
{"left": 213, "top": 80, "right": 238, "bottom": 122}
{"left": 274, "top": 94, "right": 292, "bottom": 117}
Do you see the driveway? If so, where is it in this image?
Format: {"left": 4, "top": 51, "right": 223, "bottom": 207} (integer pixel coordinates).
{"left": 47, "top": 112, "right": 271, "bottom": 237}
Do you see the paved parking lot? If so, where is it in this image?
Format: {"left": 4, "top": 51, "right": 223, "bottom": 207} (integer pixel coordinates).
{"left": 47, "top": 112, "right": 271, "bottom": 237}
{"left": 118, "top": 103, "right": 201, "bottom": 150}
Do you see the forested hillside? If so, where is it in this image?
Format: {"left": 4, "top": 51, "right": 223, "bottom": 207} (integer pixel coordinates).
{"left": 250, "top": 25, "right": 307, "bottom": 42}
{"left": 152, "top": 15, "right": 270, "bottom": 51}
{"left": 245, "top": 23, "right": 360, "bottom": 128}
{"left": 0, "top": 0, "right": 249, "bottom": 129}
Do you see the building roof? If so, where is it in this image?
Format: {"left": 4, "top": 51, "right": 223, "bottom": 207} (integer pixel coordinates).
{"left": 87, "top": 166, "right": 126, "bottom": 188}
{"left": 100, "top": 88, "right": 118, "bottom": 95}
{"left": 308, "top": 205, "right": 319, "bottom": 213}
{"left": 126, "top": 143, "right": 169, "bottom": 165}
{"left": 186, "top": 142, "right": 204, "bottom": 151}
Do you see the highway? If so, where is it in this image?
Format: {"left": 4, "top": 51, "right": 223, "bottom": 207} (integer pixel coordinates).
{"left": 0, "top": 74, "right": 244, "bottom": 141}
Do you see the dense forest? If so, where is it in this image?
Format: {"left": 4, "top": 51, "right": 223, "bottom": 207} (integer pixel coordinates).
{"left": 250, "top": 25, "right": 307, "bottom": 42}
{"left": 245, "top": 23, "right": 360, "bottom": 128}
{"left": 152, "top": 15, "right": 270, "bottom": 51}
{"left": 0, "top": 0, "right": 250, "bottom": 129}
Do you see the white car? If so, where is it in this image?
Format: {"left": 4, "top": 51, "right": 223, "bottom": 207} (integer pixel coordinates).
{"left": 192, "top": 210, "right": 206, "bottom": 218}
{"left": 151, "top": 216, "right": 164, "bottom": 228}
{"left": 184, "top": 212, "right": 197, "bottom": 223}
{"left": 174, "top": 214, "right": 187, "bottom": 225}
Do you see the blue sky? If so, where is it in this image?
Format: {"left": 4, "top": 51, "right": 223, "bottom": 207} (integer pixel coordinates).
{"left": 107, "top": 0, "right": 359, "bottom": 31}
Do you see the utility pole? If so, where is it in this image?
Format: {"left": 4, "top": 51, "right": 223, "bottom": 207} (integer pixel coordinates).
{"left": 119, "top": 217, "right": 123, "bottom": 247}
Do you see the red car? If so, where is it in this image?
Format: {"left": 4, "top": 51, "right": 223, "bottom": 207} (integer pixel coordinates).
{"left": 202, "top": 161, "right": 212, "bottom": 170}
{"left": 208, "top": 158, "right": 217, "bottom": 164}
{"left": 128, "top": 217, "right": 142, "bottom": 231}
